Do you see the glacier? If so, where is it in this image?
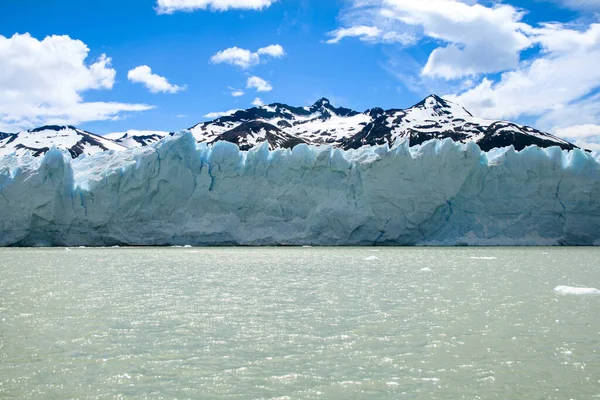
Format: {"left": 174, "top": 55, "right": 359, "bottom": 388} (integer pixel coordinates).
{"left": 0, "top": 131, "right": 599, "bottom": 247}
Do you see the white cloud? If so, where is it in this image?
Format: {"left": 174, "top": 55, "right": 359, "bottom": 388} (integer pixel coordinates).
{"left": 448, "top": 24, "right": 600, "bottom": 121}
{"left": 256, "top": 44, "right": 285, "bottom": 57}
{"left": 251, "top": 97, "right": 264, "bottom": 106}
{"left": 203, "top": 109, "right": 241, "bottom": 118}
{"left": 329, "top": 0, "right": 531, "bottom": 79}
{"left": 210, "top": 44, "right": 285, "bottom": 69}
{"left": 326, "top": 25, "right": 414, "bottom": 45}
{"left": 0, "top": 33, "right": 152, "bottom": 131}
{"left": 231, "top": 89, "right": 245, "bottom": 97}
{"left": 554, "top": 124, "right": 600, "bottom": 150}
{"left": 156, "top": 0, "right": 275, "bottom": 13}
{"left": 246, "top": 76, "right": 272, "bottom": 92}
{"left": 127, "top": 65, "right": 185, "bottom": 93}
{"left": 211, "top": 47, "right": 259, "bottom": 69}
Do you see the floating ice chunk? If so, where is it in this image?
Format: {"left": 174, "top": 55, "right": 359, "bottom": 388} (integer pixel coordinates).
{"left": 184, "top": 245, "right": 192, "bottom": 248}
{"left": 554, "top": 286, "right": 600, "bottom": 295}
{"left": 470, "top": 257, "right": 497, "bottom": 260}
{"left": 364, "top": 256, "right": 379, "bottom": 261}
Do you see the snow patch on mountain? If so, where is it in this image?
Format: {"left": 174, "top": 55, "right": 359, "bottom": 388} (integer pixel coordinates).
{"left": 104, "top": 130, "right": 171, "bottom": 148}
{"left": 0, "top": 126, "right": 125, "bottom": 158}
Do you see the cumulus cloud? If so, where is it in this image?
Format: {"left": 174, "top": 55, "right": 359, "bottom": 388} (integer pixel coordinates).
{"left": 230, "top": 88, "right": 245, "bottom": 97}
{"left": 127, "top": 65, "right": 185, "bottom": 93}
{"left": 256, "top": 44, "right": 285, "bottom": 57}
{"left": 0, "top": 33, "right": 152, "bottom": 131}
{"left": 156, "top": 0, "right": 276, "bottom": 13}
{"left": 448, "top": 24, "right": 600, "bottom": 121}
{"left": 246, "top": 76, "right": 273, "bottom": 92}
{"left": 203, "top": 109, "right": 241, "bottom": 118}
{"left": 251, "top": 97, "right": 264, "bottom": 106}
{"left": 554, "top": 124, "right": 600, "bottom": 150}
{"left": 210, "top": 44, "right": 285, "bottom": 69}
{"left": 328, "top": 0, "right": 531, "bottom": 79}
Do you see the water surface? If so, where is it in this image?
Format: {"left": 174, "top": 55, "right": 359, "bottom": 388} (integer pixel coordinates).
{"left": 1, "top": 247, "right": 599, "bottom": 399}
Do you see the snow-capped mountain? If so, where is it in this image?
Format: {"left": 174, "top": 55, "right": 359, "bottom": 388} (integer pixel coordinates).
{"left": 190, "top": 98, "right": 372, "bottom": 149}
{"left": 190, "top": 95, "right": 576, "bottom": 152}
{"left": 0, "top": 95, "right": 579, "bottom": 159}
{"left": 0, "top": 126, "right": 126, "bottom": 158}
{"left": 103, "top": 130, "right": 171, "bottom": 148}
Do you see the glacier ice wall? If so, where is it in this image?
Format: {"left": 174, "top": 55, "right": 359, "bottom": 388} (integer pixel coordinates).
{"left": 0, "top": 131, "right": 599, "bottom": 246}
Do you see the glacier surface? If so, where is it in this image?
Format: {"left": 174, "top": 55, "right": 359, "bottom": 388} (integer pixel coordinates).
{"left": 0, "top": 131, "right": 599, "bottom": 246}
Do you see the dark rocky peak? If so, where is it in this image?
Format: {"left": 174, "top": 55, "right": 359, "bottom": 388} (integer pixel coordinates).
{"left": 367, "top": 107, "right": 385, "bottom": 118}
{"left": 478, "top": 121, "right": 577, "bottom": 152}
{"left": 409, "top": 94, "right": 473, "bottom": 118}
{"left": 410, "top": 94, "right": 448, "bottom": 109}
{"left": 211, "top": 121, "right": 306, "bottom": 151}
{"left": 30, "top": 125, "right": 77, "bottom": 132}
{"left": 308, "top": 98, "right": 359, "bottom": 117}
{"left": 313, "top": 98, "right": 331, "bottom": 108}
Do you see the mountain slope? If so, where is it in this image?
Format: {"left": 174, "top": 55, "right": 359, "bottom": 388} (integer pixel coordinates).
{"left": 104, "top": 130, "right": 171, "bottom": 148}
{"left": 210, "top": 121, "right": 306, "bottom": 150}
{"left": 192, "top": 95, "right": 577, "bottom": 152}
{"left": 0, "top": 126, "right": 126, "bottom": 158}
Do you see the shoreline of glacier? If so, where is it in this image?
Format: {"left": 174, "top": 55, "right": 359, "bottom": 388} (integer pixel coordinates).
{"left": 0, "top": 131, "right": 599, "bottom": 247}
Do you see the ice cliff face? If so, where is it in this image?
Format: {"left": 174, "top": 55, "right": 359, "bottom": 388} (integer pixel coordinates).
{"left": 0, "top": 132, "right": 598, "bottom": 246}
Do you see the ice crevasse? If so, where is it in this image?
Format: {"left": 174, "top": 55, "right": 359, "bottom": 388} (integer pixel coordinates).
{"left": 0, "top": 131, "right": 599, "bottom": 246}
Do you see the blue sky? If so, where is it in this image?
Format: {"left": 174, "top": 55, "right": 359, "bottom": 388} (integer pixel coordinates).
{"left": 1, "top": 0, "right": 600, "bottom": 149}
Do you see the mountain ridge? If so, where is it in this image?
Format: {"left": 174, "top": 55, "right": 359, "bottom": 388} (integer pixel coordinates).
{"left": 0, "top": 95, "right": 579, "bottom": 158}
